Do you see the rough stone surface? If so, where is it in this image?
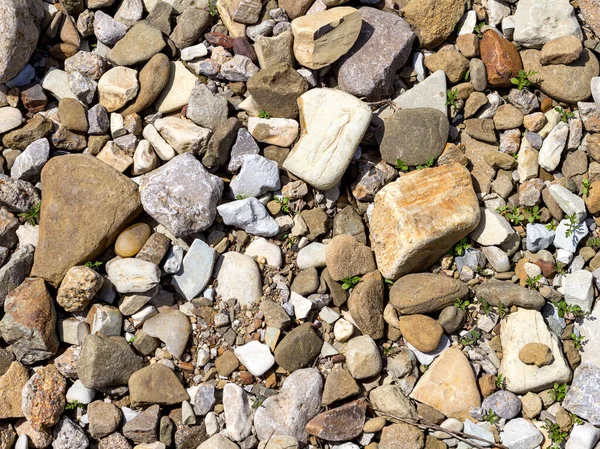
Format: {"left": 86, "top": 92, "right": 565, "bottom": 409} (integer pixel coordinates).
{"left": 129, "top": 364, "right": 189, "bottom": 408}
{"left": 563, "top": 363, "right": 600, "bottom": 426}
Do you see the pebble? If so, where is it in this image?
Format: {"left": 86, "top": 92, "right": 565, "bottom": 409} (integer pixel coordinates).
{"left": 94, "top": 10, "right": 128, "bottom": 46}
{"left": 500, "top": 418, "right": 543, "bottom": 449}
{"left": 216, "top": 251, "right": 262, "bottom": 307}
{"left": 106, "top": 258, "right": 160, "bottom": 293}
{"left": 143, "top": 308, "right": 190, "bottom": 359}
{"left": 0, "top": 107, "right": 23, "bottom": 134}
{"left": 217, "top": 197, "right": 279, "bottom": 237}
{"left": 11, "top": 138, "right": 50, "bottom": 182}
{"left": 234, "top": 341, "right": 275, "bottom": 377}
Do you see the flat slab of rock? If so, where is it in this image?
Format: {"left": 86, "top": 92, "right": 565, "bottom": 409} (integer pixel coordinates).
{"left": 563, "top": 363, "right": 600, "bottom": 426}
{"left": 31, "top": 155, "right": 142, "bottom": 287}
{"left": 283, "top": 88, "right": 371, "bottom": 190}
{"left": 140, "top": 153, "right": 223, "bottom": 238}
{"left": 336, "top": 7, "right": 415, "bottom": 101}
{"left": 473, "top": 281, "right": 545, "bottom": 309}
{"left": 577, "top": 301, "right": 600, "bottom": 368}
{"left": 143, "top": 309, "right": 190, "bottom": 359}
{"left": 172, "top": 239, "right": 216, "bottom": 301}
{"left": 129, "top": 363, "right": 189, "bottom": 408}
{"left": 370, "top": 163, "right": 480, "bottom": 280}
{"left": 390, "top": 274, "right": 468, "bottom": 314}
{"left": 499, "top": 309, "right": 571, "bottom": 394}
{"left": 305, "top": 399, "right": 366, "bottom": 442}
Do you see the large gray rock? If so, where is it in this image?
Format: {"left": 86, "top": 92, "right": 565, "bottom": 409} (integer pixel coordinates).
{"left": 563, "top": 363, "right": 600, "bottom": 426}
{"left": 11, "top": 138, "right": 50, "bottom": 182}
{"left": 140, "top": 153, "right": 224, "bottom": 237}
{"left": 254, "top": 368, "right": 323, "bottom": 444}
{"left": 336, "top": 7, "right": 415, "bottom": 101}
{"left": 186, "top": 84, "right": 229, "bottom": 131}
{"left": 379, "top": 108, "right": 449, "bottom": 167}
{"left": 0, "top": 0, "right": 43, "bottom": 83}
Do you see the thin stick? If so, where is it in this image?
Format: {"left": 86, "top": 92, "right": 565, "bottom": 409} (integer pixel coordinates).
{"left": 371, "top": 407, "right": 509, "bottom": 449}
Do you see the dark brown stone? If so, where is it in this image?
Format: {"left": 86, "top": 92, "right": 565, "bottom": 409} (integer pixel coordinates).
{"left": 305, "top": 400, "right": 367, "bottom": 442}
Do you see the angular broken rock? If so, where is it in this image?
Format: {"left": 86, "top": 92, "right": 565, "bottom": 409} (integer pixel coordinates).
{"left": 563, "top": 363, "right": 600, "bottom": 426}
{"left": 305, "top": 399, "right": 367, "bottom": 442}
{"left": 370, "top": 163, "right": 480, "bottom": 280}
{"left": 0, "top": 277, "right": 58, "bottom": 365}
{"left": 291, "top": 7, "right": 362, "bottom": 70}
{"left": 140, "top": 153, "right": 223, "bottom": 237}
{"left": 0, "top": 244, "right": 34, "bottom": 307}
{"left": 283, "top": 88, "right": 372, "bottom": 190}
{"left": 31, "top": 155, "right": 142, "bottom": 287}
{"left": 217, "top": 197, "right": 279, "bottom": 237}
{"left": 0, "top": 175, "right": 40, "bottom": 213}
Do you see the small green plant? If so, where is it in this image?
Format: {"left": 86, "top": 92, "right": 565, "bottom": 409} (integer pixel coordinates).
{"left": 84, "top": 261, "right": 103, "bottom": 270}
{"left": 65, "top": 400, "right": 83, "bottom": 411}
{"left": 279, "top": 233, "right": 295, "bottom": 250}
{"left": 506, "top": 206, "right": 525, "bottom": 225}
{"left": 510, "top": 69, "right": 538, "bottom": 91}
{"left": 497, "top": 301, "right": 509, "bottom": 319}
{"left": 258, "top": 109, "right": 271, "bottom": 119}
{"left": 495, "top": 373, "right": 505, "bottom": 389}
{"left": 483, "top": 409, "right": 499, "bottom": 425}
{"left": 395, "top": 159, "right": 409, "bottom": 171}
{"left": 445, "top": 89, "right": 459, "bottom": 108}
{"left": 553, "top": 299, "right": 588, "bottom": 318}
{"left": 550, "top": 383, "right": 568, "bottom": 402}
{"left": 382, "top": 346, "right": 395, "bottom": 356}
{"left": 416, "top": 158, "right": 435, "bottom": 170}
{"left": 525, "top": 205, "right": 541, "bottom": 223}
{"left": 572, "top": 414, "right": 584, "bottom": 425}
{"left": 479, "top": 297, "right": 492, "bottom": 316}
{"left": 587, "top": 236, "right": 600, "bottom": 250}
{"left": 235, "top": 194, "right": 247, "bottom": 200}
{"left": 128, "top": 335, "right": 137, "bottom": 343}
{"left": 512, "top": 152, "right": 519, "bottom": 161}
{"left": 554, "top": 261, "right": 566, "bottom": 276}
{"left": 570, "top": 332, "right": 586, "bottom": 350}
{"left": 452, "top": 237, "right": 471, "bottom": 257}
{"left": 207, "top": 0, "right": 218, "bottom": 16}
{"left": 525, "top": 274, "right": 543, "bottom": 289}
{"left": 474, "top": 21, "right": 486, "bottom": 38}
{"left": 496, "top": 205, "right": 509, "bottom": 215}
{"left": 464, "top": 69, "right": 470, "bottom": 81}
{"left": 555, "top": 107, "right": 576, "bottom": 123}
{"left": 384, "top": 279, "right": 395, "bottom": 285}
{"left": 18, "top": 201, "right": 41, "bottom": 226}
{"left": 454, "top": 298, "right": 471, "bottom": 311}
{"left": 543, "top": 420, "right": 568, "bottom": 449}
{"left": 341, "top": 276, "right": 361, "bottom": 290}
{"left": 582, "top": 177, "right": 592, "bottom": 197}
{"left": 460, "top": 329, "right": 480, "bottom": 346}
{"left": 251, "top": 399, "right": 264, "bottom": 409}
{"left": 565, "top": 213, "right": 579, "bottom": 238}
{"left": 275, "top": 196, "right": 290, "bottom": 214}
{"left": 546, "top": 219, "right": 558, "bottom": 231}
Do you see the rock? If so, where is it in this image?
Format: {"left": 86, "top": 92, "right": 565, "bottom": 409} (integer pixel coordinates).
{"left": 282, "top": 88, "right": 371, "bottom": 190}
{"left": 115, "top": 223, "right": 150, "bottom": 258}
{"left": 22, "top": 364, "right": 66, "bottom": 430}
{"left": 424, "top": 49, "right": 469, "bottom": 84}
{"left": 563, "top": 363, "right": 600, "bottom": 425}
{"left": 336, "top": 7, "right": 415, "bottom": 101}
{"left": 399, "top": 314, "right": 444, "bottom": 352}
{"left": 390, "top": 273, "right": 467, "bottom": 314}
{"left": 121, "top": 54, "right": 170, "bottom": 116}
{"left": 98, "top": 67, "right": 139, "bottom": 113}
{"left": 53, "top": 417, "right": 89, "bottom": 449}
{"left": 438, "top": 306, "right": 466, "bottom": 333}
{"left": 172, "top": 239, "right": 216, "bottom": 301}
{"left": 274, "top": 323, "right": 323, "bottom": 372}
{"left": 245, "top": 237, "right": 282, "bottom": 268}
{"left": 322, "top": 368, "right": 360, "bottom": 406}
{"left": 577, "top": 301, "right": 600, "bottom": 368}
{"left": 77, "top": 334, "right": 144, "bottom": 389}
{"left": 254, "top": 368, "right": 323, "bottom": 444}
{"left": 518, "top": 342, "right": 554, "bottom": 367}
{"left": 0, "top": 176, "right": 39, "bottom": 214}
{"left": 305, "top": 400, "right": 366, "bottom": 442}
{"left": 185, "top": 84, "right": 228, "bottom": 131}
{"left": 129, "top": 364, "right": 189, "bottom": 408}
{"left": 401, "top": 0, "right": 463, "bottom": 49}
{"left": 94, "top": 10, "right": 128, "bottom": 46}
{"left": 3, "top": 114, "right": 52, "bottom": 151}
{"left": 107, "top": 21, "right": 165, "bottom": 67}
{"left": 526, "top": 223, "right": 555, "bottom": 252}
{"left": 261, "top": 300, "right": 292, "bottom": 330}
{"left": 88, "top": 401, "right": 122, "bottom": 439}
{"left": 234, "top": 341, "right": 275, "bottom": 377}
{"left": 344, "top": 335, "right": 382, "bottom": 379}
{"left": 379, "top": 108, "right": 448, "bottom": 167}
{"left": 248, "top": 117, "right": 299, "bottom": 147}
{"left": 143, "top": 309, "right": 190, "bottom": 359}
{"left": 197, "top": 435, "right": 239, "bottom": 449}
{"left": 216, "top": 251, "right": 262, "bottom": 307}
{"left": 500, "top": 418, "right": 543, "bottom": 449}
{"left": 538, "top": 121, "right": 569, "bottom": 171}
{"left": 348, "top": 271, "right": 384, "bottom": 339}
{"left": 499, "top": 309, "right": 571, "bottom": 394}
{"left": 0, "top": 277, "right": 57, "bottom": 364}
{"left": 154, "top": 61, "right": 197, "bottom": 114}
{"left": 194, "top": 384, "right": 216, "bottom": 416}
{"left": 479, "top": 29, "right": 523, "bottom": 87}
{"left": 564, "top": 269, "right": 594, "bottom": 313}
{"left": 0, "top": 107, "right": 23, "bottom": 134}
{"left": 0, "top": 245, "right": 35, "bottom": 307}
{"left": 291, "top": 7, "right": 361, "bottom": 70}
{"left": 494, "top": 104, "right": 524, "bottom": 130}
{"left": 216, "top": 350, "right": 240, "bottom": 377}
{"left": 481, "top": 390, "right": 522, "bottom": 419}
{"left": 513, "top": 0, "right": 582, "bottom": 48}
{"left": 370, "top": 383, "right": 417, "bottom": 420}
{"left": 469, "top": 207, "right": 515, "bottom": 246}
{"left": 221, "top": 55, "right": 259, "bottom": 81}
{"left": 473, "top": 281, "right": 545, "bottom": 309}
{"left": 247, "top": 63, "right": 308, "bottom": 118}
{"left": 0, "top": 361, "right": 28, "bottom": 419}
{"left": 0, "top": 0, "right": 43, "bottom": 83}
{"left": 549, "top": 184, "right": 586, "bottom": 222}
{"left": 106, "top": 258, "right": 160, "bottom": 293}
{"left": 540, "top": 35, "right": 582, "bottom": 65}
{"left": 170, "top": 7, "right": 211, "bottom": 49}
{"left": 230, "top": 155, "right": 280, "bottom": 198}
{"left": 223, "top": 383, "right": 252, "bottom": 441}
{"left": 57, "top": 266, "right": 104, "bottom": 312}
{"left": 379, "top": 423, "right": 424, "bottom": 449}
{"left": 11, "top": 138, "right": 50, "bottom": 182}
{"left": 140, "top": 153, "right": 223, "bottom": 237}
{"left": 325, "top": 234, "right": 376, "bottom": 281}
{"left": 228, "top": 128, "right": 260, "bottom": 172}
{"left": 154, "top": 117, "right": 211, "bottom": 155}
{"left": 565, "top": 423, "right": 600, "bottom": 449}
{"left": 217, "top": 198, "right": 279, "bottom": 237}
{"left": 370, "top": 163, "right": 480, "bottom": 280}
{"left": 122, "top": 404, "right": 160, "bottom": 443}
{"left": 410, "top": 348, "right": 481, "bottom": 420}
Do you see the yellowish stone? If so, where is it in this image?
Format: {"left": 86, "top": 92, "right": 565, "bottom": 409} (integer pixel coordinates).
{"left": 115, "top": 223, "right": 151, "bottom": 257}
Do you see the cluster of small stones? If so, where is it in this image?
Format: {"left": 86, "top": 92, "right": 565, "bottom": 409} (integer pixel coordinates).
{"left": 2, "top": 0, "right": 600, "bottom": 448}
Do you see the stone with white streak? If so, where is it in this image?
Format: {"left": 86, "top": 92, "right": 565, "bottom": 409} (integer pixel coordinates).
{"left": 154, "top": 117, "right": 211, "bottom": 155}
{"left": 283, "top": 88, "right": 372, "bottom": 190}
{"left": 217, "top": 198, "right": 279, "bottom": 237}
{"left": 172, "top": 239, "right": 216, "bottom": 301}
{"left": 106, "top": 258, "right": 160, "bottom": 293}
{"left": 234, "top": 341, "right": 275, "bottom": 377}
{"left": 248, "top": 117, "right": 299, "bottom": 147}
{"left": 538, "top": 121, "right": 568, "bottom": 171}
{"left": 142, "top": 124, "right": 176, "bottom": 161}
{"left": 549, "top": 184, "right": 586, "bottom": 223}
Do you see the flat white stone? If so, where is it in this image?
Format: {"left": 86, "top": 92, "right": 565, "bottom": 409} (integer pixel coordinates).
{"left": 553, "top": 218, "right": 588, "bottom": 253}
{"left": 539, "top": 121, "right": 568, "bottom": 171}
{"left": 564, "top": 270, "right": 594, "bottom": 313}
{"left": 248, "top": 117, "right": 299, "bottom": 147}
{"left": 469, "top": 208, "right": 515, "bottom": 246}
{"left": 290, "top": 291, "right": 312, "bottom": 320}
{"left": 0, "top": 107, "right": 23, "bottom": 134}
{"left": 216, "top": 251, "right": 262, "bottom": 307}
{"left": 513, "top": 0, "right": 582, "bottom": 48}
{"left": 406, "top": 335, "right": 450, "bottom": 365}
{"left": 154, "top": 61, "right": 198, "bottom": 113}
{"left": 549, "top": 184, "right": 587, "bottom": 223}
{"left": 244, "top": 237, "right": 282, "bottom": 268}
{"left": 41, "top": 68, "right": 77, "bottom": 100}
{"left": 154, "top": 117, "right": 211, "bottom": 155}
{"left": 217, "top": 197, "right": 279, "bottom": 237}
{"left": 181, "top": 43, "right": 208, "bottom": 61}
{"left": 106, "top": 258, "right": 161, "bottom": 293}
{"left": 283, "top": 88, "right": 372, "bottom": 190}
{"left": 230, "top": 154, "right": 280, "bottom": 198}
{"left": 172, "top": 239, "right": 217, "bottom": 301}
{"left": 500, "top": 418, "right": 543, "bottom": 449}
{"left": 565, "top": 423, "right": 600, "bottom": 449}
{"left": 296, "top": 242, "right": 327, "bottom": 269}
{"left": 577, "top": 301, "right": 600, "bottom": 369}
{"left": 234, "top": 341, "right": 275, "bottom": 377}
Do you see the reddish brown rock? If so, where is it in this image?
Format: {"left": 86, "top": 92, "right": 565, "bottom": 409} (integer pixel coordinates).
{"left": 205, "top": 32, "right": 235, "bottom": 49}
{"left": 480, "top": 29, "right": 523, "bottom": 87}
{"left": 21, "top": 364, "right": 66, "bottom": 430}
{"left": 305, "top": 400, "right": 367, "bottom": 442}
